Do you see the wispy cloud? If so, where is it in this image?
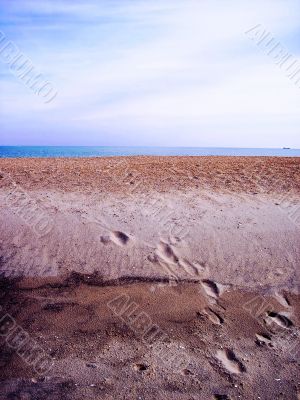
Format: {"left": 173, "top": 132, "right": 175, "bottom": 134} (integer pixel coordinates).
{"left": 1, "top": 0, "right": 300, "bottom": 146}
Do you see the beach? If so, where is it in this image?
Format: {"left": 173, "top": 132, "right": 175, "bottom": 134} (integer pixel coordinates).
{"left": 0, "top": 156, "right": 300, "bottom": 399}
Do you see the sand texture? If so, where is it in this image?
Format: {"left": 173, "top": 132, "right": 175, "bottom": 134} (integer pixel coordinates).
{"left": 0, "top": 156, "right": 300, "bottom": 399}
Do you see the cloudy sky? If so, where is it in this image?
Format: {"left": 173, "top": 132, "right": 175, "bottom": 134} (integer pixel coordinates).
{"left": 1, "top": 0, "right": 300, "bottom": 147}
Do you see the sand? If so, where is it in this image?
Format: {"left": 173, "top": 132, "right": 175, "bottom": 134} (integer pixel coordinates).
{"left": 0, "top": 156, "right": 299, "bottom": 399}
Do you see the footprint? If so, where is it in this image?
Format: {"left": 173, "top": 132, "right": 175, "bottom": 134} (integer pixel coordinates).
{"left": 100, "top": 235, "right": 110, "bottom": 245}
{"left": 154, "top": 241, "right": 203, "bottom": 281}
{"left": 156, "top": 241, "right": 179, "bottom": 265}
{"left": 179, "top": 258, "right": 200, "bottom": 276}
{"left": 193, "top": 260, "right": 207, "bottom": 274}
{"left": 265, "top": 311, "right": 293, "bottom": 329}
{"left": 216, "top": 349, "right": 246, "bottom": 374}
{"left": 133, "top": 363, "right": 149, "bottom": 372}
{"left": 274, "top": 292, "right": 290, "bottom": 308}
{"left": 201, "top": 280, "right": 222, "bottom": 298}
{"left": 203, "top": 308, "right": 224, "bottom": 325}
{"left": 255, "top": 333, "right": 272, "bottom": 346}
{"left": 110, "top": 231, "right": 130, "bottom": 246}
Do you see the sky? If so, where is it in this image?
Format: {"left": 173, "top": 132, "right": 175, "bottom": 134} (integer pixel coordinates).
{"left": 0, "top": 0, "right": 300, "bottom": 147}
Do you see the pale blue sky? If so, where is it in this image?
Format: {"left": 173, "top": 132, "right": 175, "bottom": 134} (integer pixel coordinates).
{"left": 1, "top": 0, "right": 300, "bottom": 147}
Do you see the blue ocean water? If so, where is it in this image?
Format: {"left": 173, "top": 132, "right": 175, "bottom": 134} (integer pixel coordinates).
{"left": 0, "top": 146, "right": 299, "bottom": 158}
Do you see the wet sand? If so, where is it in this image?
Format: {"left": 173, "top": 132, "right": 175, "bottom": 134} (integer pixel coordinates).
{"left": 0, "top": 156, "right": 300, "bottom": 399}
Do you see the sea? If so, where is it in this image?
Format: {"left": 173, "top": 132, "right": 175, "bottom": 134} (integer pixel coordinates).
{"left": 0, "top": 146, "right": 300, "bottom": 158}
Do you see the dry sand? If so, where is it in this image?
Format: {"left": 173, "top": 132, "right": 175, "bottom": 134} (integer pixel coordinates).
{"left": 0, "top": 156, "right": 299, "bottom": 399}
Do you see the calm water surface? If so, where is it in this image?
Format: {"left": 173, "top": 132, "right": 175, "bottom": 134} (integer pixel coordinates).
{"left": 0, "top": 146, "right": 299, "bottom": 158}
